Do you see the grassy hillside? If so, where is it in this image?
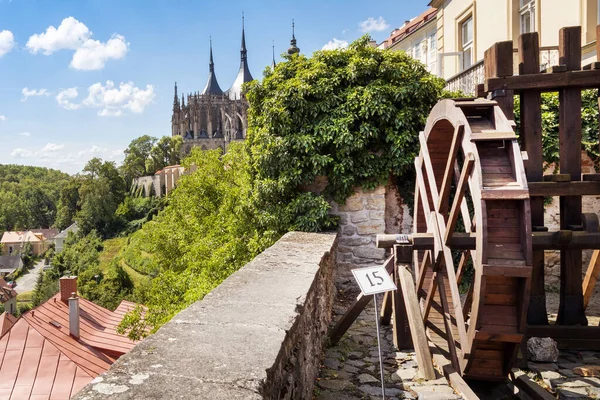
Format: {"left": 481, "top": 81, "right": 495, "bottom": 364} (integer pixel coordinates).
{"left": 99, "top": 237, "right": 149, "bottom": 286}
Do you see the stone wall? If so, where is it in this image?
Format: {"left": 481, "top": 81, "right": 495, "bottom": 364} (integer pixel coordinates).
{"left": 73, "top": 231, "right": 338, "bottom": 400}
{"left": 330, "top": 182, "right": 412, "bottom": 287}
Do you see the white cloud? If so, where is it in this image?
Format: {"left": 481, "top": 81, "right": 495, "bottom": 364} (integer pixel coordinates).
{"left": 18, "top": 132, "right": 31, "bottom": 137}
{"left": 21, "top": 87, "right": 50, "bottom": 102}
{"left": 322, "top": 38, "right": 349, "bottom": 51}
{"left": 26, "top": 17, "right": 128, "bottom": 70}
{"left": 77, "top": 145, "right": 107, "bottom": 159}
{"left": 41, "top": 143, "right": 65, "bottom": 152}
{"left": 56, "top": 81, "right": 154, "bottom": 115}
{"left": 0, "top": 115, "right": 6, "bottom": 121}
{"left": 71, "top": 34, "right": 128, "bottom": 70}
{"left": 359, "top": 17, "right": 390, "bottom": 33}
{"left": 83, "top": 81, "right": 155, "bottom": 116}
{"left": 11, "top": 148, "right": 33, "bottom": 158}
{"left": 56, "top": 87, "right": 81, "bottom": 110}
{"left": 0, "top": 30, "right": 15, "bottom": 57}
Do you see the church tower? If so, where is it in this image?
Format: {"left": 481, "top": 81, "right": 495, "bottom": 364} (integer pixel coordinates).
{"left": 226, "top": 14, "right": 254, "bottom": 100}
{"left": 287, "top": 19, "right": 300, "bottom": 56}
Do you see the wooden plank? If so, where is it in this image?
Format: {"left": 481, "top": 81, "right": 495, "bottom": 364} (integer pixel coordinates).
{"left": 557, "top": 26, "right": 586, "bottom": 326}
{"left": 583, "top": 61, "right": 600, "bottom": 70}
{"left": 481, "top": 188, "right": 528, "bottom": 199}
{"left": 543, "top": 173, "right": 571, "bottom": 182}
{"left": 414, "top": 157, "right": 432, "bottom": 217}
{"left": 475, "top": 331, "right": 523, "bottom": 343}
{"left": 431, "top": 347, "right": 480, "bottom": 399}
{"left": 395, "top": 249, "right": 436, "bottom": 380}
{"left": 528, "top": 181, "right": 600, "bottom": 196}
{"left": 484, "top": 41, "right": 514, "bottom": 79}
{"left": 510, "top": 370, "right": 555, "bottom": 400}
{"left": 482, "top": 265, "right": 532, "bottom": 278}
{"left": 445, "top": 153, "right": 475, "bottom": 245}
{"left": 583, "top": 250, "right": 600, "bottom": 310}
{"left": 438, "top": 124, "right": 465, "bottom": 215}
{"left": 380, "top": 290, "right": 392, "bottom": 325}
{"left": 419, "top": 132, "right": 441, "bottom": 206}
{"left": 485, "top": 69, "right": 600, "bottom": 92}
{"left": 582, "top": 173, "right": 600, "bottom": 181}
{"left": 544, "top": 65, "right": 568, "bottom": 73}
{"left": 526, "top": 325, "right": 600, "bottom": 339}
{"left": 433, "top": 212, "right": 469, "bottom": 362}
{"left": 436, "top": 271, "right": 461, "bottom": 372}
{"left": 470, "top": 132, "right": 517, "bottom": 141}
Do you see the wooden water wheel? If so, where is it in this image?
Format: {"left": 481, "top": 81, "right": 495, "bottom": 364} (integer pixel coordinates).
{"left": 413, "top": 98, "right": 532, "bottom": 381}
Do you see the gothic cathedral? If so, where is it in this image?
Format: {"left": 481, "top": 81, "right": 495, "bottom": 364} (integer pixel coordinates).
{"left": 171, "top": 18, "right": 300, "bottom": 156}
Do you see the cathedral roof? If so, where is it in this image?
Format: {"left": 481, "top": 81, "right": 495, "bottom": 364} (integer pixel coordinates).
{"left": 226, "top": 15, "right": 253, "bottom": 100}
{"left": 287, "top": 19, "right": 300, "bottom": 56}
{"left": 202, "top": 39, "right": 223, "bottom": 96}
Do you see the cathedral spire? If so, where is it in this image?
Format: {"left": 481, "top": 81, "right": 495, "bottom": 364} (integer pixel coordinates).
{"left": 271, "top": 41, "right": 277, "bottom": 69}
{"left": 202, "top": 37, "right": 223, "bottom": 95}
{"left": 226, "top": 13, "right": 254, "bottom": 100}
{"left": 173, "top": 82, "right": 180, "bottom": 112}
{"left": 287, "top": 19, "right": 300, "bottom": 56}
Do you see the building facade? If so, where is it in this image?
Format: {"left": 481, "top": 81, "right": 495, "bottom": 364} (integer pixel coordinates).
{"left": 171, "top": 19, "right": 301, "bottom": 157}
{"left": 430, "top": 0, "right": 600, "bottom": 80}
{"left": 171, "top": 20, "right": 252, "bottom": 156}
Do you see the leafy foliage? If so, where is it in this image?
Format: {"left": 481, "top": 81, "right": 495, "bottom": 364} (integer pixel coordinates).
{"left": 514, "top": 89, "right": 599, "bottom": 169}
{"left": 245, "top": 35, "right": 445, "bottom": 232}
{"left": 0, "top": 165, "right": 70, "bottom": 231}
{"left": 118, "top": 144, "right": 276, "bottom": 338}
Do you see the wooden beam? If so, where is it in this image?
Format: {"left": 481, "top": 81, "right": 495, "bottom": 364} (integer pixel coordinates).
{"left": 526, "top": 325, "right": 600, "bottom": 339}
{"left": 510, "top": 370, "right": 555, "bottom": 400}
{"left": 445, "top": 153, "right": 475, "bottom": 245}
{"left": 438, "top": 125, "right": 465, "bottom": 215}
{"left": 392, "top": 259, "right": 412, "bottom": 349}
{"left": 436, "top": 270, "right": 461, "bottom": 372}
{"left": 485, "top": 69, "right": 600, "bottom": 92}
{"left": 583, "top": 250, "right": 600, "bottom": 310}
{"left": 470, "top": 132, "right": 517, "bottom": 141}
{"left": 380, "top": 291, "right": 392, "bottom": 325}
{"left": 419, "top": 132, "right": 441, "bottom": 206}
{"left": 414, "top": 157, "right": 432, "bottom": 218}
{"left": 431, "top": 347, "right": 480, "bottom": 400}
{"left": 528, "top": 181, "right": 600, "bottom": 196}
{"left": 557, "top": 26, "right": 586, "bottom": 326}
{"left": 395, "top": 248, "right": 436, "bottom": 380}
{"left": 456, "top": 251, "right": 469, "bottom": 285}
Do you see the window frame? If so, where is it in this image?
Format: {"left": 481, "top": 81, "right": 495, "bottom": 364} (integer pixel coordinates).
{"left": 427, "top": 32, "right": 437, "bottom": 73}
{"left": 519, "top": 0, "right": 536, "bottom": 34}
{"left": 460, "top": 16, "right": 474, "bottom": 71}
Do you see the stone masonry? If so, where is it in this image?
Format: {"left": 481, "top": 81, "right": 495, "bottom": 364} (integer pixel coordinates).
{"left": 73, "top": 232, "right": 338, "bottom": 400}
{"left": 330, "top": 182, "right": 412, "bottom": 287}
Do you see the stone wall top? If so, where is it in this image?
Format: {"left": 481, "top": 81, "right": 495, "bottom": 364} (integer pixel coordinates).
{"left": 73, "top": 231, "right": 338, "bottom": 400}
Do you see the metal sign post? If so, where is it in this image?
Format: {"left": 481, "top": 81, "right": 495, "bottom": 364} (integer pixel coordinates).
{"left": 351, "top": 265, "right": 398, "bottom": 400}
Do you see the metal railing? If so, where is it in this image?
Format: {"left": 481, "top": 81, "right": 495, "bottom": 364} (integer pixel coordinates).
{"left": 444, "top": 46, "right": 559, "bottom": 96}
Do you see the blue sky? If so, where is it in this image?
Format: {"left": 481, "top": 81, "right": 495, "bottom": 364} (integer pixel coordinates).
{"left": 0, "top": 0, "right": 429, "bottom": 174}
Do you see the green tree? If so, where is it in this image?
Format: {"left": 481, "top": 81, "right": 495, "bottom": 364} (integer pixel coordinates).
{"left": 147, "top": 136, "right": 183, "bottom": 173}
{"left": 120, "top": 135, "right": 158, "bottom": 186}
{"left": 76, "top": 158, "right": 126, "bottom": 237}
{"left": 245, "top": 35, "right": 445, "bottom": 232}
{"left": 55, "top": 179, "right": 82, "bottom": 230}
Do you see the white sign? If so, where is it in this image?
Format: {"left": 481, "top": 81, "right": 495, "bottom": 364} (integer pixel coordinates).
{"left": 352, "top": 266, "right": 397, "bottom": 296}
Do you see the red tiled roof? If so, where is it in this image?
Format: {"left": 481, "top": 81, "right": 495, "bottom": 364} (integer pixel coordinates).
{"left": 0, "top": 313, "right": 17, "bottom": 338}
{"left": 0, "top": 318, "right": 93, "bottom": 399}
{"left": 0, "top": 279, "right": 17, "bottom": 303}
{"left": 383, "top": 8, "right": 438, "bottom": 48}
{"left": 0, "top": 292, "right": 140, "bottom": 399}
{"left": 23, "top": 294, "right": 136, "bottom": 361}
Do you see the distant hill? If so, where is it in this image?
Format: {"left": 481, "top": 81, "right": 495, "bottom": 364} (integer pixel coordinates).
{"left": 0, "top": 164, "right": 71, "bottom": 232}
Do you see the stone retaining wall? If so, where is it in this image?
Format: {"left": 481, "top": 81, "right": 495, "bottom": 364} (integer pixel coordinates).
{"left": 73, "top": 231, "right": 338, "bottom": 400}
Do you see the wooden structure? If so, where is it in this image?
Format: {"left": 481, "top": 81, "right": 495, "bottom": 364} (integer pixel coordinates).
{"left": 330, "top": 25, "right": 600, "bottom": 387}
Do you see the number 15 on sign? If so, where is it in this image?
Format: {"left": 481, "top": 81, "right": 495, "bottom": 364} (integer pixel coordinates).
{"left": 351, "top": 266, "right": 397, "bottom": 296}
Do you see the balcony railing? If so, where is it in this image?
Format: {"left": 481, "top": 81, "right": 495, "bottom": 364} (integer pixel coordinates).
{"left": 444, "top": 46, "right": 559, "bottom": 96}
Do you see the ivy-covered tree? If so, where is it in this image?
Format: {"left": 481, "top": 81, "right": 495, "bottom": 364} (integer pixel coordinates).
{"left": 245, "top": 35, "right": 446, "bottom": 232}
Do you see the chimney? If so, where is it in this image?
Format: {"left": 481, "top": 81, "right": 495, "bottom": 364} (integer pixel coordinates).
{"left": 68, "top": 292, "right": 80, "bottom": 339}
{"left": 59, "top": 276, "right": 77, "bottom": 303}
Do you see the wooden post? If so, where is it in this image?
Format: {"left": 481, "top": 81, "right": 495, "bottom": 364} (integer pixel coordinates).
{"left": 485, "top": 41, "right": 515, "bottom": 121}
{"left": 392, "top": 258, "right": 413, "bottom": 349}
{"left": 394, "top": 245, "right": 436, "bottom": 380}
{"left": 517, "top": 32, "right": 549, "bottom": 325}
{"left": 557, "top": 26, "right": 587, "bottom": 325}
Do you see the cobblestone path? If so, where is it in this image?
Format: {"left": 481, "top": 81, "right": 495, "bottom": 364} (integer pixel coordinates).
{"left": 316, "top": 292, "right": 463, "bottom": 400}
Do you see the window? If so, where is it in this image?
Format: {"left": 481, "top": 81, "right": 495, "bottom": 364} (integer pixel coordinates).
{"left": 520, "top": 0, "right": 535, "bottom": 34}
{"left": 461, "top": 17, "right": 474, "bottom": 71}
{"left": 428, "top": 32, "right": 437, "bottom": 73}
{"left": 414, "top": 42, "right": 421, "bottom": 62}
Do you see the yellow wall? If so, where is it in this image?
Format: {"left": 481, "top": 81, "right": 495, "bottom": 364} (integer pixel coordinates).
{"left": 436, "top": 0, "right": 598, "bottom": 79}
